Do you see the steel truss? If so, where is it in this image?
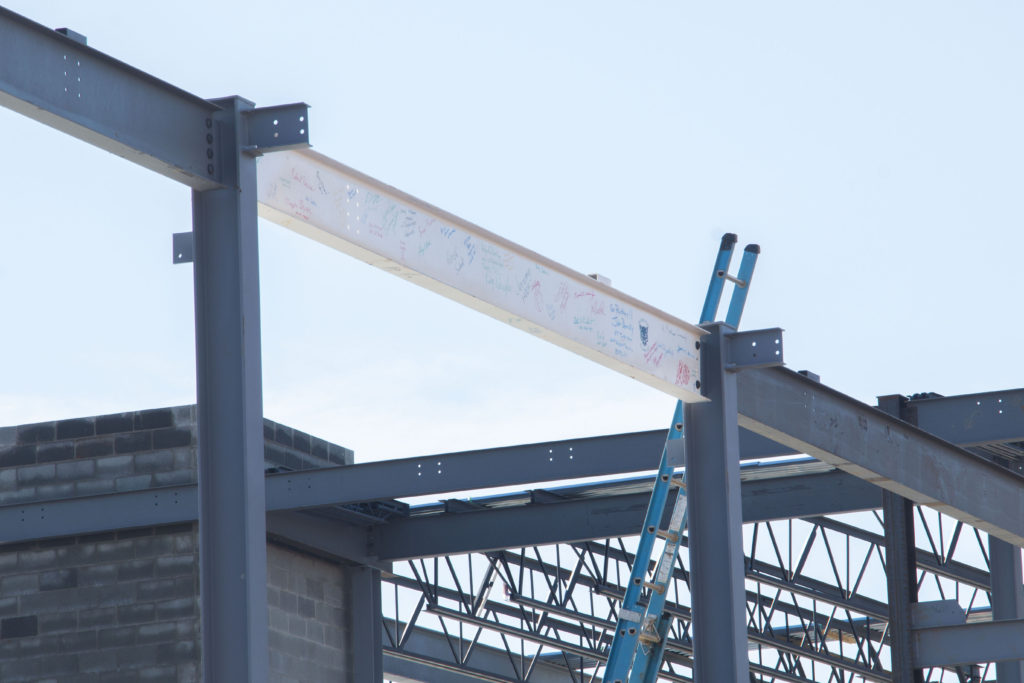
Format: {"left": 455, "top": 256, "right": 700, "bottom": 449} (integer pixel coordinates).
{"left": 381, "top": 504, "right": 1003, "bottom": 682}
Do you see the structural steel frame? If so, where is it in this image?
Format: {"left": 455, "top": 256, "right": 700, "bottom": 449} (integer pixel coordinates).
{"left": 2, "top": 6, "right": 1023, "bottom": 681}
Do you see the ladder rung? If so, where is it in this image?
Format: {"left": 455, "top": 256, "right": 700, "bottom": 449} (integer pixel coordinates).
{"left": 655, "top": 529, "right": 679, "bottom": 543}
{"left": 670, "top": 477, "right": 686, "bottom": 489}
{"left": 638, "top": 632, "right": 661, "bottom": 645}
{"left": 643, "top": 581, "right": 667, "bottom": 595}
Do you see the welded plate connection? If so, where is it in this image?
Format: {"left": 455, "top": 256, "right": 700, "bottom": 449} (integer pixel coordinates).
{"left": 256, "top": 149, "right": 706, "bottom": 401}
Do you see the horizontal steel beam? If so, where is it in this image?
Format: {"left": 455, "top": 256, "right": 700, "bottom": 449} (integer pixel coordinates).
{"left": 0, "top": 7, "right": 222, "bottom": 189}
{"left": 736, "top": 367, "right": 1024, "bottom": 546}
{"left": 256, "top": 149, "right": 705, "bottom": 401}
{"left": 384, "top": 622, "right": 572, "bottom": 683}
{"left": 913, "top": 619, "right": 1024, "bottom": 667}
{"left": 908, "top": 389, "right": 1024, "bottom": 447}
{"left": 373, "top": 468, "right": 879, "bottom": 560}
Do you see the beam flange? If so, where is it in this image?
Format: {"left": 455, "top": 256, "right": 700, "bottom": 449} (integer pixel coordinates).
{"left": 0, "top": 7, "right": 222, "bottom": 189}
{"left": 736, "top": 367, "right": 1024, "bottom": 546}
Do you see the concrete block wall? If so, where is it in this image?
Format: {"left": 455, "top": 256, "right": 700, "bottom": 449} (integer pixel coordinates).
{"left": 0, "top": 525, "right": 200, "bottom": 683}
{"left": 0, "top": 407, "right": 359, "bottom": 682}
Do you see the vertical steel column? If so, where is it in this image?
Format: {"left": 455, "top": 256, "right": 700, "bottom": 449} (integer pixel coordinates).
{"left": 990, "top": 538, "right": 1024, "bottom": 683}
{"left": 684, "top": 323, "right": 750, "bottom": 681}
{"left": 345, "top": 566, "right": 383, "bottom": 682}
{"left": 192, "top": 96, "right": 269, "bottom": 682}
{"left": 878, "top": 395, "right": 924, "bottom": 683}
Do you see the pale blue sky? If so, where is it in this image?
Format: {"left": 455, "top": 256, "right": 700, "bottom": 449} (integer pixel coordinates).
{"left": 2, "top": 2, "right": 1021, "bottom": 461}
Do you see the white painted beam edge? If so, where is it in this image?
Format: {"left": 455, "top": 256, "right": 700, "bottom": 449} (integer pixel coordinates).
{"left": 256, "top": 149, "right": 706, "bottom": 402}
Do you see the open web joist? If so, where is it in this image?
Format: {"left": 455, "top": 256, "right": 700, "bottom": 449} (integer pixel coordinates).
{"left": 256, "top": 149, "right": 705, "bottom": 402}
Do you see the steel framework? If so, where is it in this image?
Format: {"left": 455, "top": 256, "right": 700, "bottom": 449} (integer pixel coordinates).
{"left": 2, "top": 6, "right": 1023, "bottom": 682}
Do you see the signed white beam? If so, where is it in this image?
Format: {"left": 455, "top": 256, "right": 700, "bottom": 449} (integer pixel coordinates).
{"left": 256, "top": 149, "right": 705, "bottom": 402}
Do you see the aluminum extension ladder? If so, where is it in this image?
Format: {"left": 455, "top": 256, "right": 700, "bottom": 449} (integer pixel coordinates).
{"left": 602, "top": 234, "right": 759, "bottom": 683}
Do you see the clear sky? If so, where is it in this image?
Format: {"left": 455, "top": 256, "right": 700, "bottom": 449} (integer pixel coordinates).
{"left": 2, "top": 2, "right": 1021, "bottom": 463}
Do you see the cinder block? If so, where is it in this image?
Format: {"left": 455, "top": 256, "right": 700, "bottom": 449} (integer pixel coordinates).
{"left": 98, "top": 625, "right": 138, "bottom": 649}
{"left": 78, "top": 607, "right": 117, "bottom": 629}
{"left": 16, "top": 423, "right": 55, "bottom": 444}
{"left": 132, "top": 452, "right": 175, "bottom": 474}
{"left": 94, "top": 455, "right": 134, "bottom": 478}
{"left": 0, "top": 445, "right": 36, "bottom": 468}
{"left": 95, "top": 413, "right": 134, "bottom": 436}
{"left": 17, "top": 463, "right": 55, "bottom": 485}
{"left": 114, "top": 475, "right": 154, "bottom": 492}
{"left": 154, "top": 598, "right": 194, "bottom": 621}
{"left": 38, "top": 610, "right": 78, "bottom": 633}
{"left": 136, "top": 622, "right": 176, "bottom": 644}
{"left": 58, "top": 629, "right": 98, "bottom": 652}
{"left": 75, "top": 437, "right": 114, "bottom": 459}
{"left": 78, "top": 649, "right": 117, "bottom": 673}
{"left": 56, "top": 460, "right": 97, "bottom": 481}
{"left": 152, "top": 555, "right": 194, "bottom": 579}
{"left": 39, "top": 568, "right": 78, "bottom": 591}
{"left": 0, "top": 573, "right": 38, "bottom": 597}
{"left": 151, "top": 429, "right": 191, "bottom": 450}
{"left": 56, "top": 418, "right": 94, "bottom": 440}
{"left": 37, "top": 443, "right": 75, "bottom": 464}
{"left": 114, "top": 433, "right": 152, "bottom": 455}
{"left": 134, "top": 409, "right": 174, "bottom": 431}
{"left": 117, "top": 603, "right": 156, "bottom": 626}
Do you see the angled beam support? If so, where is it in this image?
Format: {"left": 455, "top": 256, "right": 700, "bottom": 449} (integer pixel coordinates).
{"left": 0, "top": 7, "right": 222, "bottom": 189}
{"left": 736, "top": 367, "right": 1024, "bottom": 546}
{"left": 192, "top": 96, "right": 268, "bottom": 682}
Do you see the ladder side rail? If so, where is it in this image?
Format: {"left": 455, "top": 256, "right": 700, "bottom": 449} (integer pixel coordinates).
{"left": 602, "top": 402, "right": 685, "bottom": 682}
{"left": 724, "top": 244, "right": 759, "bottom": 329}
{"left": 699, "top": 233, "right": 738, "bottom": 324}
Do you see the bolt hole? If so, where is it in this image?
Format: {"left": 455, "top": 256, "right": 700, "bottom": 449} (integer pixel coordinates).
{"left": 695, "top": 380, "right": 701, "bottom": 389}
{"left": 273, "top": 132, "right": 279, "bottom": 138}
{"left": 273, "top": 119, "right": 279, "bottom": 126}
{"left": 299, "top": 128, "right": 306, "bottom": 135}
{"left": 751, "top": 341, "right": 757, "bottom": 347}
{"left": 299, "top": 115, "right": 305, "bottom": 122}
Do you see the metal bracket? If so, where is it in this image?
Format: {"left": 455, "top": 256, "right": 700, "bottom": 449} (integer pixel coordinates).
{"left": 172, "top": 232, "right": 193, "bottom": 264}
{"left": 665, "top": 439, "right": 686, "bottom": 468}
{"left": 724, "top": 327, "right": 784, "bottom": 371}
{"left": 911, "top": 600, "right": 966, "bottom": 630}
{"left": 242, "top": 102, "right": 310, "bottom": 156}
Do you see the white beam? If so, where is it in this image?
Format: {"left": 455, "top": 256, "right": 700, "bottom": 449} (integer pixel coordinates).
{"left": 256, "top": 149, "right": 705, "bottom": 402}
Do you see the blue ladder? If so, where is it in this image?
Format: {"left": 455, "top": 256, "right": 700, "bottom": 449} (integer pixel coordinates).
{"left": 601, "top": 234, "right": 759, "bottom": 683}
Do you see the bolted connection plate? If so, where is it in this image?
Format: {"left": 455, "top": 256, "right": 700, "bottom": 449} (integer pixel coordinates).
{"left": 724, "top": 327, "right": 784, "bottom": 371}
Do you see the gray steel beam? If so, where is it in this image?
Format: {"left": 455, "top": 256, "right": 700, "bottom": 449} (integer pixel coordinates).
{"left": 0, "top": 7, "right": 222, "bottom": 189}
{"left": 383, "top": 623, "right": 573, "bottom": 683}
{"left": 346, "top": 565, "right": 383, "bottom": 682}
{"left": 0, "top": 464, "right": 876, "bottom": 548}
{"left": 908, "top": 389, "right": 1024, "bottom": 446}
{"left": 912, "top": 619, "right": 1024, "bottom": 667}
{"left": 736, "top": 367, "right": 1024, "bottom": 546}
{"left": 990, "top": 539, "right": 1024, "bottom": 683}
{"left": 372, "top": 469, "right": 879, "bottom": 560}
{"left": 685, "top": 324, "right": 750, "bottom": 681}
{"left": 192, "top": 96, "right": 268, "bottom": 682}
{"left": 878, "top": 395, "right": 924, "bottom": 683}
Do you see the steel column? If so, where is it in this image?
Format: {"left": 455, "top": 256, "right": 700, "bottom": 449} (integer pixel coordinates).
{"left": 990, "top": 538, "right": 1024, "bottom": 682}
{"left": 878, "top": 395, "right": 924, "bottom": 683}
{"left": 684, "top": 323, "right": 750, "bottom": 681}
{"left": 192, "top": 96, "right": 268, "bottom": 682}
{"left": 345, "top": 566, "right": 383, "bottom": 682}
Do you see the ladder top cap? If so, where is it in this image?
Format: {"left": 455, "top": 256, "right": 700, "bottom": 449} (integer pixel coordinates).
{"left": 720, "top": 233, "right": 738, "bottom": 248}
{"left": 745, "top": 244, "right": 761, "bottom": 254}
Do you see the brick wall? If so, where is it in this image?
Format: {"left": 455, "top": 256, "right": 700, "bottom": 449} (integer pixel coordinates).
{"left": 0, "top": 407, "right": 358, "bottom": 683}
